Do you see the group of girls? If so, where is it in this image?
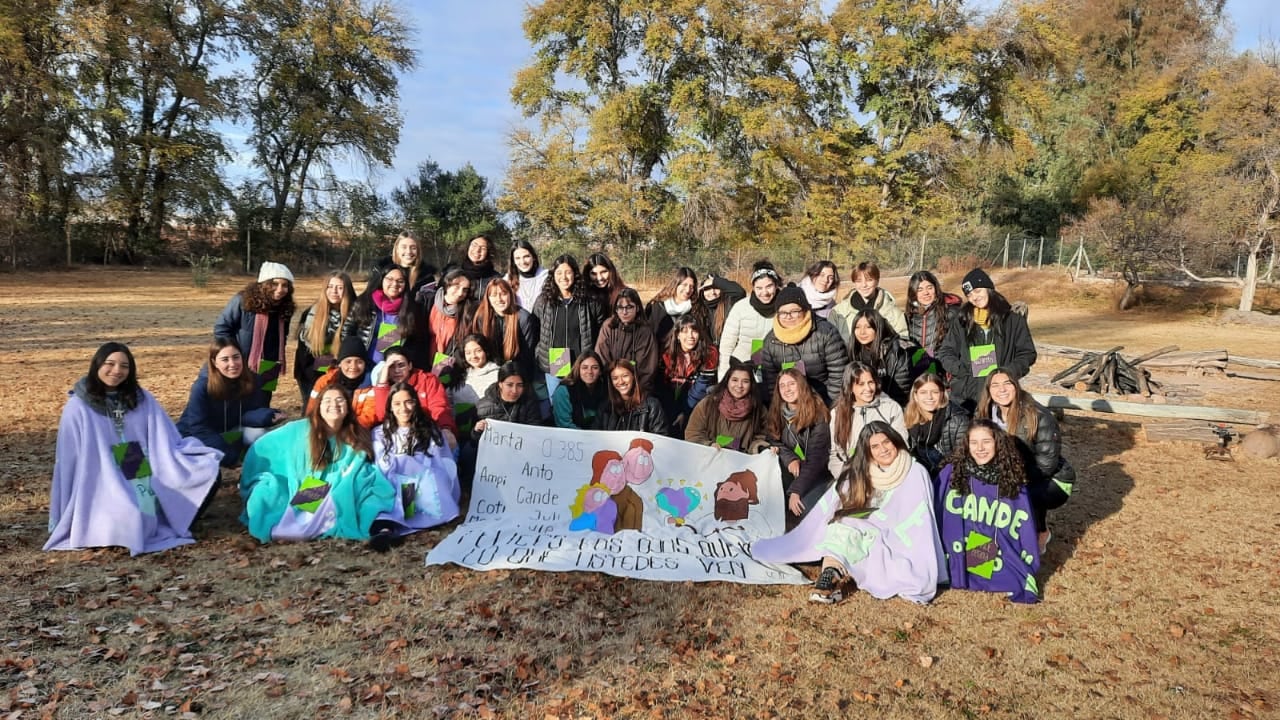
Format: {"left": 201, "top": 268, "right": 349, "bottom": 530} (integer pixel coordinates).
{"left": 46, "top": 238, "right": 1075, "bottom": 608}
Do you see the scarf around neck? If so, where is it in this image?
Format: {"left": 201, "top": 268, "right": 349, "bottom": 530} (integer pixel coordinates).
{"left": 461, "top": 256, "right": 496, "bottom": 282}
{"left": 772, "top": 312, "right": 813, "bottom": 345}
{"left": 372, "top": 289, "right": 403, "bottom": 314}
{"left": 963, "top": 457, "right": 1002, "bottom": 486}
{"left": 749, "top": 293, "right": 778, "bottom": 318}
{"left": 849, "top": 288, "right": 880, "bottom": 313}
{"left": 869, "top": 448, "right": 911, "bottom": 492}
{"left": 799, "top": 275, "right": 837, "bottom": 317}
{"left": 719, "top": 391, "right": 753, "bottom": 422}
{"left": 973, "top": 306, "right": 991, "bottom": 329}
{"left": 434, "top": 285, "right": 461, "bottom": 317}
{"left": 663, "top": 297, "right": 692, "bottom": 316}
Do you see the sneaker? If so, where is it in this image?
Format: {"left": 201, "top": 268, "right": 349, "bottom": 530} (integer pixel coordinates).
{"left": 368, "top": 527, "right": 401, "bottom": 553}
{"left": 809, "top": 566, "right": 845, "bottom": 604}
{"left": 1038, "top": 530, "right": 1052, "bottom": 554}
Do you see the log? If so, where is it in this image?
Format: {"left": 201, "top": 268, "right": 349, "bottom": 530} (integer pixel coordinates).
{"left": 1226, "top": 369, "right": 1280, "bottom": 382}
{"left": 1031, "top": 393, "right": 1270, "bottom": 425}
{"left": 1129, "top": 345, "right": 1180, "bottom": 365}
{"left": 1051, "top": 355, "right": 1097, "bottom": 384}
{"left": 1143, "top": 420, "right": 1240, "bottom": 444}
{"left": 1037, "top": 343, "right": 1231, "bottom": 370}
{"left": 1230, "top": 355, "right": 1280, "bottom": 370}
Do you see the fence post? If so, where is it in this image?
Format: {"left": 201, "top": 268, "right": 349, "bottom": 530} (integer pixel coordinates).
{"left": 1057, "top": 240, "right": 1063, "bottom": 267}
{"left": 1002, "top": 233, "right": 1010, "bottom": 268}
{"left": 919, "top": 235, "right": 927, "bottom": 270}
{"left": 246, "top": 228, "right": 251, "bottom": 274}
{"left": 1037, "top": 236, "right": 1044, "bottom": 269}
{"left": 1020, "top": 236, "right": 1027, "bottom": 268}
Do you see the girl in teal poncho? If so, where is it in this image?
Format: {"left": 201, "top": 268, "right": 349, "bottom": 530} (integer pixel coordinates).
{"left": 240, "top": 385, "right": 396, "bottom": 548}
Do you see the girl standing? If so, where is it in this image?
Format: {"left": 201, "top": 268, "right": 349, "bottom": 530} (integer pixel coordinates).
{"left": 214, "top": 261, "right": 295, "bottom": 403}
{"left": 47, "top": 343, "right": 223, "bottom": 555}
{"left": 459, "top": 235, "right": 501, "bottom": 295}
{"left": 758, "top": 286, "right": 848, "bottom": 406}
{"left": 831, "top": 261, "right": 908, "bottom": 344}
{"left": 937, "top": 268, "right": 1037, "bottom": 407}
{"left": 698, "top": 273, "right": 746, "bottom": 344}
{"left": 798, "top": 261, "right": 839, "bottom": 320}
{"left": 584, "top": 252, "right": 626, "bottom": 309}
{"left": 904, "top": 270, "right": 961, "bottom": 375}
{"left": 294, "top": 271, "right": 356, "bottom": 406}
{"left": 427, "top": 269, "right": 475, "bottom": 361}
{"left": 508, "top": 240, "right": 548, "bottom": 310}
{"left": 645, "top": 267, "right": 709, "bottom": 349}
{"left": 657, "top": 315, "right": 719, "bottom": 435}
{"left": 847, "top": 308, "right": 912, "bottom": 406}
{"left": 372, "top": 231, "right": 437, "bottom": 310}
{"left": 532, "top": 255, "right": 605, "bottom": 397}
{"left": 596, "top": 288, "right": 660, "bottom": 393}
{"left": 344, "top": 266, "right": 424, "bottom": 370}
{"left": 717, "top": 261, "right": 781, "bottom": 380}
{"left": 472, "top": 278, "right": 540, "bottom": 381}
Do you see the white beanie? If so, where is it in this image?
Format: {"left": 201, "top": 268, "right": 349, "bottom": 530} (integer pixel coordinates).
{"left": 258, "top": 261, "right": 294, "bottom": 283}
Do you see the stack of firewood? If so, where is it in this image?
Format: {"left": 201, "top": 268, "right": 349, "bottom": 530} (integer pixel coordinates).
{"left": 1051, "top": 346, "right": 1173, "bottom": 396}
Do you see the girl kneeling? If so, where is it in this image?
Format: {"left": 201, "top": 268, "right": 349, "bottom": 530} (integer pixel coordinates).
{"left": 753, "top": 422, "right": 944, "bottom": 604}
{"left": 240, "top": 386, "right": 396, "bottom": 545}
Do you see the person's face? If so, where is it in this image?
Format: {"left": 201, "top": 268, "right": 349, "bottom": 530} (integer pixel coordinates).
{"left": 444, "top": 278, "right": 472, "bottom": 305}
{"left": 988, "top": 373, "right": 1017, "bottom": 408}
{"left": 339, "top": 356, "right": 366, "bottom": 379}
{"left": 382, "top": 271, "right": 406, "bottom": 298}
{"left": 853, "top": 317, "right": 876, "bottom": 346}
{"left": 777, "top": 303, "right": 805, "bottom": 329}
{"left": 579, "top": 358, "right": 602, "bottom": 385}
{"left": 386, "top": 355, "right": 411, "bottom": 384}
{"left": 702, "top": 285, "right": 721, "bottom": 303}
{"left": 814, "top": 266, "right": 836, "bottom": 293}
{"left": 716, "top": 480, "right": 747, "bottom": 502}
{"left": 468, "top": 237, "right": 489, "bottom": 263}
{"left": 464, "top": 340, "right": 488, "bottom": 369}
{"left": 554, "top": 264, "right": 576, "bottom": 294}
{"left": 675, "top": 277, "right": 695, "bottom": 302}
{"left": 395, "top": 237, "right": 419, "bottom": 265}
{"left": 868, "top": 432, "right": 899, "bottom": 467}
{"left": 852, "top": 371, "right": 877, "bottom": 405}
{"left": 498, "top": 375, "right": 525, "bottom": 402}
{"left": 969, "top": 427, "right": 997, "bottom": 465}
{"left": 727, "top": 369, "right": 752, "bottom": 399}
{"left": 324, "top": 277, "right": 346, "bottom": 305}
{"left": 270, "top": 279, "right": 291, "bottom": 301}
{"left": 967, "top": 287, "right": 990, "bottom": 309}
{"left": 914, "top": 382, "right": 943, "bottom": 413}
{"left": 853, "top": 272, "right": 878, "bottom": 299}
{"left": 98, "top": 351, "right": 131, "bottom": 388}
{"left": 590, "top": 264, "right": 611, "bottom": 288}
{"left": 513, "top": 248, "right": 535, "bottom": 272}
{"left": 614, "top": 297, "right": 639, "bottom": 323}
{"left": 915, "top": 279, "right": 937, "bottom": 306}
{"left": 214, "top": 345, "right": 244, "bottom": 379}
{"left": 753, "top": 277, "right": 777, "bottom": 304}
{"left": 390, "top": 389, "right": 416, "bottom": 427}
{"left": 318, "top": 390, "right": 348, "bottom": 429}
{"left": 487, "top": 285, "right": 512, "bottom": 314}
{"left": 610, "top": 368, "right": 635, "bottom": 396}
{"left": 677, "top": 325, "right": 700, "bottom": 352}
{"left": 777, "top": 374, "right": 800, "bottom": 405}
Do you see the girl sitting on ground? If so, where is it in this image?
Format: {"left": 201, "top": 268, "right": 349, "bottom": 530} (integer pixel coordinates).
{"left": 763, "top": 368, "right": 833, "bottom": 526}
{"left": 657, "top": 315, "right": 719, "bottom": 436}
{"left": 371, "top": 382, "right": 461, "bottom": 539}
{"left": 551, "top": 351, "right": 608, "bottom": 430}
{"left": 685, "top": 358, "right": 769, "bottom": 452}
{"left": 474, "top": 362, "right": 544, "bottom": 435}
{"left": 903, "top": 373, "right": 971, "bottom": 475}
{"left": 753, "top": 421, "right": 945, "bottom": 605}
{"left": 178, "top": 338, "right": 285, "bottom": 468}
{"left": 595, "top": 360, "right": 670, "bottom": 435}
{"left": 47, "top": 343, "right": 223, "bottom": 555}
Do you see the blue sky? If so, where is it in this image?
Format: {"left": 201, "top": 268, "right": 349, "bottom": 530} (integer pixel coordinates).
{"left": 231, "top": 0, "right": 1278, "bottom": 199}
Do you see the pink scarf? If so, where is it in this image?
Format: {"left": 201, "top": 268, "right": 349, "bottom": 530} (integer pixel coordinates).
{"left": 248, "top": 313, "right": 287, "bottom": 374}
{"left": 719, "top": 392, "right": 752, "bottom": 422}
{"left": 372, "top": 289, "right": 403, "bottom": 314}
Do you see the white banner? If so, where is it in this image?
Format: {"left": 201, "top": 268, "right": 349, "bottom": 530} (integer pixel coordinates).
{"left": 426, "top": 421, "right": 807, "bottom": 585}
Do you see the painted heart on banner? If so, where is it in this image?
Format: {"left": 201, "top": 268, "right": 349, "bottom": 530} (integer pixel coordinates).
{"left": 656, "top": 486, "right": 701, "bottom": 525}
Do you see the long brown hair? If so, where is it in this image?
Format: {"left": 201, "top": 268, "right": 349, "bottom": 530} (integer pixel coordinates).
{"left": 903, "top": 373, "right": 948, "bottom": 427}
{"left": 307, "top": 386, "right": 373, "bottom": 471}
{"left": 831, "top": 362, "right": 878, "bottom": 450}
{"left": 606, "top": 359, "right": 643, "bottom": 413}
{"left": 240, "top": 279, "right": 296, "bottom": 317}
{"left": 207, "top": 338, "right": 255, "bottom": 401}
{"left": 472, "top": 278, "right": 521, "bottom": 362}
{"left": 305, "top": 271, "right": 355, "bottom": 355}
{"left": 392, "top": 231, "right": 426, "bottom": 290}
{"left": 975, "top": 371, "right": 1040, "bottom": 441}
{"left": 764, "top": 367, "right": 829, "bottom": 438}
{"left": 837, "top": 421, "right": 907, "bottom": 511}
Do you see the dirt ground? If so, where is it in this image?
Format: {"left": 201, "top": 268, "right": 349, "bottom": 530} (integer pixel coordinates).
{"left": 1, "top": 267, "right": 1278, "bottom": 719}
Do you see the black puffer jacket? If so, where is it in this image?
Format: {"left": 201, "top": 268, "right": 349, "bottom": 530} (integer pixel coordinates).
{"left": 853, "top": 340, "right": 912, "bottom": 407}
{"left": 906, "top": 293, "right": 962, "bottom": 359}
{"left": 997, "top": 402, "right": 1075, "bottom": 486}
{"left": 759, "top": 317, "right": 848, "bottom": 406}
{"left": 907, "top": 401, "right": 971, "bottom": 474}
{"left": 771, "top": 419, "right": 833, "bottom": 501}
{"left": 595, "top": 396, "right": 670, "bottom": 435}
{"left": 937, "top": 308, "right": 1037, "bottom": 405}
{"left": 532, "top": 296, "right": 605, "bottom": 374}
{"left": 474, "top": 383, "right": 543, "bottom": 436}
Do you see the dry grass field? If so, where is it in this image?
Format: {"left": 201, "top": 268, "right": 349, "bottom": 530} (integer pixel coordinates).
{"left": 1, "top": 267, "right": 1278, "bottom": 719}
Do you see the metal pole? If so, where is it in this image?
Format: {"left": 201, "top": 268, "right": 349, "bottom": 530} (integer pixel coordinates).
{"left": 1057, "top": 239, "right": 1063, "bottom": 267}
{"left": 1002, "top": 233, "right": 1010, "bottom": 268}
{"left": 1037, "top": 236, "right": 1044, "bottom": 269}
{"left": 1020, "top": 236, "right": 1027, "bottom": 268}
{"left": 919, "top": 234, "right": 927, "bottom": 270}
{"left": 246, "top": 228, "right": 252, "bottom": 273}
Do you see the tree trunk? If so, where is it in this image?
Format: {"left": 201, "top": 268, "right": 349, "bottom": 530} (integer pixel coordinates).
{"left": 1239, "top": 249, "right": 1259, "bottom": 313}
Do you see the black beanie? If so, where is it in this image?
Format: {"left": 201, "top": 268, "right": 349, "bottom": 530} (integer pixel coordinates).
{"left": 775, "top": 284, "right": 810, "bottom": 312}
{"left": 961, "top": 268, "right": 995, "bottom": 295}
{"left": 338, "top": 334, "right": 366, "bottom": 362}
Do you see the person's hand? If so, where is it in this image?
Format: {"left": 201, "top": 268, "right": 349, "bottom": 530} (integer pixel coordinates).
{"left": 770, "top": 446, "right": 780, "bottom": 455}
{"left": 443, "top": 429, "right": 458, "bottom": 450}
{"left": 272, "top": 411, "right": 287, "bottom": 424}
{"left": 788, "top": 492, "right": 805, "bottom": 516}
{"left": 788, "top": 459, "right": 801, "bottom": 477}
{"left": 371, "top": 360, "right": 389, "bottom": 386}
{"left": 474, "top": 419, "right": 487, "bottom": 433}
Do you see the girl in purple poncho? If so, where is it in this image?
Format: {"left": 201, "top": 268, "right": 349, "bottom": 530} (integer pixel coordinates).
{"left": 46, "top": 343, "right": 223, "bottom": 555}
{"left": 752, "top": 421, "right": 945, "bottom": 605}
